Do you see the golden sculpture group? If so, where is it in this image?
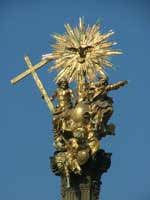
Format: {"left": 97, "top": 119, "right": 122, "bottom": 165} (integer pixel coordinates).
{"left": 11, "top": 18, "right": 127, "bottom": 188}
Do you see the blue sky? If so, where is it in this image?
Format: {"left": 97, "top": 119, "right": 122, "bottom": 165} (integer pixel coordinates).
{"left": 0, "top": 0, "right": 150, "bottom": 199}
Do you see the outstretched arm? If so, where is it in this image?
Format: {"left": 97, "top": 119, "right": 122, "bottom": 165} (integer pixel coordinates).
{"left": 106, "top": 80, "right": 128, "bottom": 92}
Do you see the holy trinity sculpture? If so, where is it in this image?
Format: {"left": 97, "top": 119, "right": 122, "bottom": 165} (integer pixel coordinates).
{"left": 11, "top": 18, "right": 127, "bottom": 198}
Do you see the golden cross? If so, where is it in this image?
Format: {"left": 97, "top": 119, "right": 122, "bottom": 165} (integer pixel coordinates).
{"left": 10, "top": 56, "right": 55, "bottom": 113}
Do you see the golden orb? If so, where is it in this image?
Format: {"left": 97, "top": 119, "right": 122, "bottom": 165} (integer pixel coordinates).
{"left": 71, "top": 102, "right": 89, "bottom": 122}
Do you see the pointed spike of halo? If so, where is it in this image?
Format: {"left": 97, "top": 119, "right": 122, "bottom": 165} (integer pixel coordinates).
{"left": 112, "top": 65, "right": 117, "bottom": 71}
{"left": 44, "top": 19, "right": 123, "bottom": 83}
{"left": 109, "top": 29, "right": 115, "bottom": 33}
{"left": 79, "top": 16, "right": 85, "bottom": 32}
{"left": 113, "top": 42, "right": 117, "bottom": 45}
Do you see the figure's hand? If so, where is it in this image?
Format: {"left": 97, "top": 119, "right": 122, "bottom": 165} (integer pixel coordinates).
{"left": 122, "top": 80, "right": 128, "bottom": 86}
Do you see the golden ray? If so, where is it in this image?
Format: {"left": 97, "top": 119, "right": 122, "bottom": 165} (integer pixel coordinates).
{"left": 42, "top": 18, "right": 122, "bottom": 83}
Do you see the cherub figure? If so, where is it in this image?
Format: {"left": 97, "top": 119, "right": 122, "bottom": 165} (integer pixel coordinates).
{"left": 50, "top": 79, "right": 75, "bottom": 114}
{"left": 50, "top": 79, "right": 75, "bottom": 134}
{"left": 53, "top": 137, "right": 90, "bottom": 188}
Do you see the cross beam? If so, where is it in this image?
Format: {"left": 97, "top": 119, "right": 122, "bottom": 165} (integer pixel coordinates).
{"left": 11, "top": 57, "right": 49, "bottom": 85}
{"left": 10, "top": 56, "right": 55, "bottom": 113}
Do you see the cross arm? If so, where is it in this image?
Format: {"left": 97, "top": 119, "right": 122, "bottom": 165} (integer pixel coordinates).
{"left": 10, "top": 57, "right": 51, "bottom": 85}
{"left": 10, "top": 55, "right": 55, "bottom": 114}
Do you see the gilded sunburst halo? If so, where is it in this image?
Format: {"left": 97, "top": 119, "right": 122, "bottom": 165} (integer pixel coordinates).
{"left": 42, "top": 17, "right": 122, "bottom": 83}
